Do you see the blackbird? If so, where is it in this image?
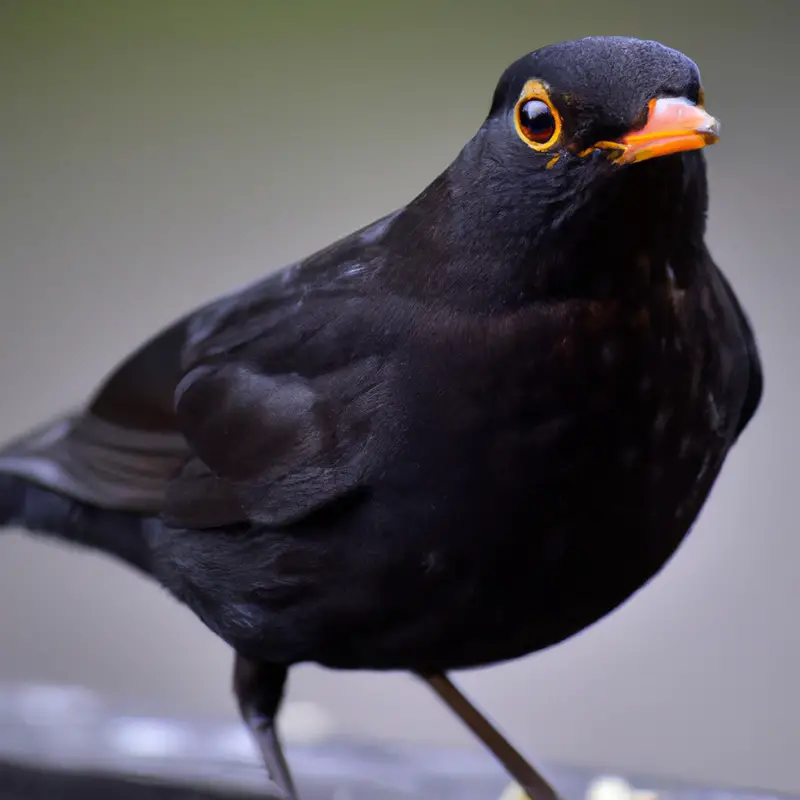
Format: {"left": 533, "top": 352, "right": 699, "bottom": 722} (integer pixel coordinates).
{"left": 0, "top": 35, "right": 762, "bottom": 800}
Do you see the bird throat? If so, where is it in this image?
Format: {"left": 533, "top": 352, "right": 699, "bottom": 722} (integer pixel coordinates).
{"left": 385, "top": 150, "right": 708, "bottom": 311}
{"left": 534, "top": 152, "right": 709, "bottom": 302}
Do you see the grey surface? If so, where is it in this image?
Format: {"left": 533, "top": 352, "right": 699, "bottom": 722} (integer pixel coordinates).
{"left": 0, "top": 763, "right": 256, "bottom": 800}
{"left": 0, "top": 682, "right": 792, "bottom": 800}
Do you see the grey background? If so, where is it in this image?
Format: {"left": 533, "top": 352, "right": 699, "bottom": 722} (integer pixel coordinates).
{"left": 0, "top": 0, "right": 797, "bottom": 794}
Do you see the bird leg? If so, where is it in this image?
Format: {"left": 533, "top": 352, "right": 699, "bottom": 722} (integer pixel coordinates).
{"left": 233, "top": 655, "right": 299, "bottom": 800}
{"left": 418, "top": 672, "right": 562, "bottom": 800}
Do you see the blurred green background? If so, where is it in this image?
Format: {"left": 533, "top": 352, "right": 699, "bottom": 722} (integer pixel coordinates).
{"left": 0, "top": 0, "right": 798, "bottom": 794}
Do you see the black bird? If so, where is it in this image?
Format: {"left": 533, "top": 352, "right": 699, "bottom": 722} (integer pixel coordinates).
{"left": 0, "top": 36, "right": 762, "bottom": 800}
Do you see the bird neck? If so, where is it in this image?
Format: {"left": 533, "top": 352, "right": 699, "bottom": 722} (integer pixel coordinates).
{"left": 539, "top": 152, "right": 712, "bottom": 301}
{"left": 387, "top": 146, "right": 710, "bottom": 310}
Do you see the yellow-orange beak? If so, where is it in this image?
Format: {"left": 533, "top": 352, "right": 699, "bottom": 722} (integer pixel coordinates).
{"left": 593, "top": 96, "right": 720, "bottom": 165}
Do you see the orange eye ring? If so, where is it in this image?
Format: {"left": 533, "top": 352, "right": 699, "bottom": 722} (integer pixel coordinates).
{"left": 514, "top": 80, "right": 562, "bottom": 151}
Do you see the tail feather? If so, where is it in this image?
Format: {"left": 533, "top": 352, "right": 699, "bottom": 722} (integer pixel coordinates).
{"left": 0, "top": 413, "right": 188, "bottom": 512}
{"left": 0, "top": 413, "right": 186, "bottom": 577}
{"left": 0, "top": 310, "right": 193, "bottom": 577}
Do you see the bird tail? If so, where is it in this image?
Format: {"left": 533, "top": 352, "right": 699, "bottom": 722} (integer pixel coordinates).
{"left": 0, "top": 413, "right": 188, "bottom": 576}
{"left": 0, "top": 471, "right": 157, "bottom": 574}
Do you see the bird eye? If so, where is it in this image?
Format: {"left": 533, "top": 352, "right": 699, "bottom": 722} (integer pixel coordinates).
{"left": 515, "top": 97, "right": 560, "bottom": 150}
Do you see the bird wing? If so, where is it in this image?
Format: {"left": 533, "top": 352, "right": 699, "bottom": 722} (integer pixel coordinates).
{"left": 0, "top": 211, "right": 402, "bottom": 527}
{"left": 162, "top": 351, "right": 389, "bottom": 530}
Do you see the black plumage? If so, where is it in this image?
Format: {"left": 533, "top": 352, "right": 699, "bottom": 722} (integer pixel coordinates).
{"left": 0, "top": 36, "right": 762, "bottom": 800}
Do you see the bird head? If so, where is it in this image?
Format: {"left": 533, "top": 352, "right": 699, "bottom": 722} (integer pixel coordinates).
{"left": 486, "top": 36, "right": 717, "bottom": 173}
{"left": 397, "top": 37, "right": 721, "bottom": 301}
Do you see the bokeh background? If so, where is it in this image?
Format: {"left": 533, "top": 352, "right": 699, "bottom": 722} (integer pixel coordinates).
{"left": 1, "top": 0, "right": 798, "bottom": 794}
